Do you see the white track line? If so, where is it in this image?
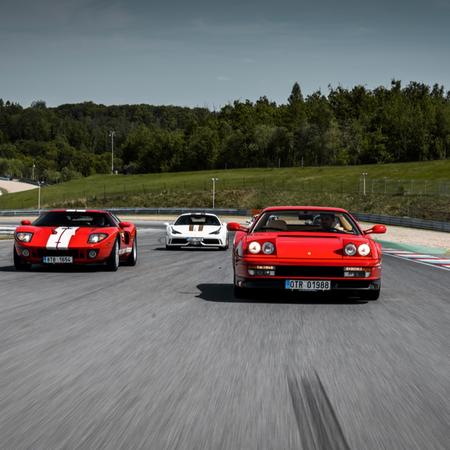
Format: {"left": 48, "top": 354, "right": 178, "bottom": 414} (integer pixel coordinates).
{"left": 383, "top": 250, "right": 450, "bottom": 271}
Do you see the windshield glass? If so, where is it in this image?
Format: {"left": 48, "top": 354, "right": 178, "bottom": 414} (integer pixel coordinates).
{"left": 34, "top": 212, "right": 115, "bottom": 227}
{"left": 174, "top": 215, "right": 220, "bottom": 226}
{"left": 252, "top": 210, "right": 359, "bottom": 234}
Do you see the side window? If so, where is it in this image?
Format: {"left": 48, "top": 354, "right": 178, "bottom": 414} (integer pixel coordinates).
{"left": 109, "top": 213, "right": 120, "bottom": 226}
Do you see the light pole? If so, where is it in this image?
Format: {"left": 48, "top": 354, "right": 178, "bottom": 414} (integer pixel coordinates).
{"left": 109, "top": 130, "right": 115, "bottom": 174}
{"left": 361, "top": 172, "right": 368, "bottom": 196}
{"left": 211, "top": 178, "right": 219, "bottom": 208}
{"left": 37, "top": 181, "right": 41, "bottom": 211}
{"left": 32, "top": 161, "right": 35, "bottom": 181}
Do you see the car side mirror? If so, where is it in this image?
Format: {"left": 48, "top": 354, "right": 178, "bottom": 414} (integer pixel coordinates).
{"left": 227, "top": 222, "right": 248, "bottom": 232}
{"left": 364, "top": 224, "right": 386, "bottom": 234}
{"left": 119, "top": 221, "right": 131, "bottom": 228}
{"left": 21, "top": 219, "right": 32, "bottom": 226}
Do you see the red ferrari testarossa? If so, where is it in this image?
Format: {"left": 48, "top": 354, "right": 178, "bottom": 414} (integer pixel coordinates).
{"left": 227, "top": 206, "right": 386, "bottom": 300}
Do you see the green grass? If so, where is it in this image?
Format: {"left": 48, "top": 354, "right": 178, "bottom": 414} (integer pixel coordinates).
{"left": 0, "top": 161, "right": 449, "bottom": 220}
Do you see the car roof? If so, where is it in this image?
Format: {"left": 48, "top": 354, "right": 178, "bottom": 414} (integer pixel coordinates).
{"left": 261, "top": 206, "right": 349, "bottom": 214}
{"left": 177, "top": 212, "right": 219, "bottom": 217}
{"left": 49, "top": 209, "right": 110, "bottom": 214}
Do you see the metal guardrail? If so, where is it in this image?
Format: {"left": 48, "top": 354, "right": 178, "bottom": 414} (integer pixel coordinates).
{"left": 353, "top": 213, "right": 450, "bottom": 233}
{"left": 0, "top": 207, "right": 250, "bottom": 217}
{"left": 108, "top": 207, "right": 250, "bottom": 216}
{"left": 0, "top": 208, "right": 449, "bottom": 232}
{"left": 0, "top": 226, "right": 15, "bottom": 235}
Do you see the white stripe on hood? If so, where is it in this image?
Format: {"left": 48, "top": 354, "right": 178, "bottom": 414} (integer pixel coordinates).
{"left": 46, "top": 227, "right": 79, "bottom": 249}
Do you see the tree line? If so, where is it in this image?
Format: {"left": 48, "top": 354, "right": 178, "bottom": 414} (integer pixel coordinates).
{"left": 0, "top": 80, "right": 449, "bottom": 183}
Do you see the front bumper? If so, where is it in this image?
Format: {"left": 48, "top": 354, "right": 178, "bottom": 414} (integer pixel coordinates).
{"left": 235, "top": 276, "right": 381, "bottom": 291}
{"left": 166, "top": 236, "right": 226, "bottom": 247}
{"left": 14, "top": 243, "right": 113, "bottom": 264}
{"left": 234, "top": 258, "right": 382, "bottom": 292}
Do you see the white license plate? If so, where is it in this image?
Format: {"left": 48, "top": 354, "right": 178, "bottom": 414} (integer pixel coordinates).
{"left": 43, "top": 256, "right": 73, "bottom": 264}
{"left": 285, "top": 279, "right": 331, "bottom": 291}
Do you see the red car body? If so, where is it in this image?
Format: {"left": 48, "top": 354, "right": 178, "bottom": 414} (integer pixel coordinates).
{"left": 13, "top": 209, "right": 137, "bottom": 271}
{"left": 227, "top": 206, "right": 386, "bottom": 300}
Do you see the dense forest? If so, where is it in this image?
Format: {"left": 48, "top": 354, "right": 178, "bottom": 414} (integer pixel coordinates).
{"left": 0, "top": 80, "right": 449, "bottom": 183}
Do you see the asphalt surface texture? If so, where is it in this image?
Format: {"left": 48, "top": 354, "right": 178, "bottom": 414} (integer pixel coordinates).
{"left": 0, "top": 228, "right": 449, "bottom": 450}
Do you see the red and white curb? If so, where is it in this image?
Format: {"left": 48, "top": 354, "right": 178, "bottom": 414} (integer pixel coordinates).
{"left": 383, "top": 248, "right": 450, "bottom": 270}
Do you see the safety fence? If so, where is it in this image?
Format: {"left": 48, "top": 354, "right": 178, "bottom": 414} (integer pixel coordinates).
{"left": 1, "top": 208, "right": 449, "bottom": 232}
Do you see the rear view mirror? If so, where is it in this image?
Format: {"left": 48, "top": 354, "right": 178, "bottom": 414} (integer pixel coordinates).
{"left": 119, "top": 221, "right": 131, "bottom": 228}
{"left": 21, "top": 220, "right": 31, "bottom": 226}
{"left": 227, "top": 222, "right": 248, "bottom": 232}
{"left": 364, "top": 224, "right": 387, "bottom": 234}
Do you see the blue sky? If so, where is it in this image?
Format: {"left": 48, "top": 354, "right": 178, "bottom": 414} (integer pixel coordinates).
{"left": 1, "top": 0, "right": 449, "bottom": 107}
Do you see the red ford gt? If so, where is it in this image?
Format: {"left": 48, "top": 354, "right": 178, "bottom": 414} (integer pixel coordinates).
{"left": 227, "top": 206, "right": 386, "bottom": 300}
{"left": 13, "top": 209, "right": 137, "bottom": 271}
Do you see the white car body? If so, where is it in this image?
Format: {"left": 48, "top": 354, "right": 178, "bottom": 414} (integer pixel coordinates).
{"left": 165, "top": 213, "right": 229, "bottom": 249}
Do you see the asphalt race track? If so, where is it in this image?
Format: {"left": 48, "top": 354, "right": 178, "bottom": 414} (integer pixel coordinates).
{"left": 0, "top": 229, "right": 449, "bottom": 449}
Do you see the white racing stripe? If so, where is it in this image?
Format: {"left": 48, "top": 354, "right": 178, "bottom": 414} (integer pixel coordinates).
{"left": 46, "top": 227, "right": 79, "bottom": 249}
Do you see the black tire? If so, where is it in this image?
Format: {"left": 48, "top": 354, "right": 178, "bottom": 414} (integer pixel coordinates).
{"left": 106, "top": 239, "right": 120, "bottom": 271}
{"left": 13, "top": 247, "right": 31, "bottom": 271}
{"left": 361, "top": 289, "right": 380, "bottom": 300}
{"left": 233, "top": 272, "right": 247, "bottom": 299}
{"left": 220, "top": 238, "right": 229, "bottom": 251}
{"left": 124, "top": 236, "right": 137, "bottom": 266}
{"left": 165, "top": 244, "right": 173, "bottom": 250}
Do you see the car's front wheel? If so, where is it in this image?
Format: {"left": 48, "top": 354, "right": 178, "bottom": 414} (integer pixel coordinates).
{"left": 106, "top": 239, "right": 120, "bottom": 271}
{"left": 13, "top": 247, "right": 31, "bottom": 271}
{"left": 124, "top": 237, "right": 137, "bottom": 266}
{"left": 233, "top": 273, "right": 247, "bottom": 299}
{"left": 220, "top": 237, "right": 229, "bottom": 251}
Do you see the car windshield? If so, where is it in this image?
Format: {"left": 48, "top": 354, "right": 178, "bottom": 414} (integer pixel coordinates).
{"left": 252, "top": 210, "right": 359, "bottom": 234}
{"left": 174, "top": 215, "right": 220, "bottom": 226}
{"left": 34, "top": 212, "right": 114, "bottom": 227}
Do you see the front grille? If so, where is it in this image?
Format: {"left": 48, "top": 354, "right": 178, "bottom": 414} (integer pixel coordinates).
{"left": 171, "top": 238, "right": 188, "bottom": 244}
{"left": 276, "top": 266, "right": 344, "bottom": 277}
{"left": 203, "top": 239, "right": 220, "bottom": 244}
{"left": 37, "top": 249, "right": 83, "bottom": 258}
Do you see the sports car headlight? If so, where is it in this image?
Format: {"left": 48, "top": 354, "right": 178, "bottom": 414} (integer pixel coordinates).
{"left": 344, "top": 243, "right": 357, "bottom": 256}
{"left": 171, "top": 227, "right": 181, "bottom": 234}
{"left": 209, "top": 228, "right": 221, "bottom": 235}
{"left": 15, "top": 232, "right": 33, "bottom": 242}
{"left": 262, "top": 242, "right": 275, "bottom": 254}
{"left": 248, "top": 241, "right": 261, "bottom": 254}
{"left": 88, "top": 233, "right": 108, "bottom": 243}
{"left": 357, "top": 243, "right": 371, "bottom": 256}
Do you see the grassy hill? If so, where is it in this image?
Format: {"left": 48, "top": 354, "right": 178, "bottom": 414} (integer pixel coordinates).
{"left": 1, "top": 161, "right": 449, "bottom": 220}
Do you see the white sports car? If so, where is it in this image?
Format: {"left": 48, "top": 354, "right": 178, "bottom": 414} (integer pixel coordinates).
{"left": 165, "top": 213, "right": 229, "bottom": 250}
